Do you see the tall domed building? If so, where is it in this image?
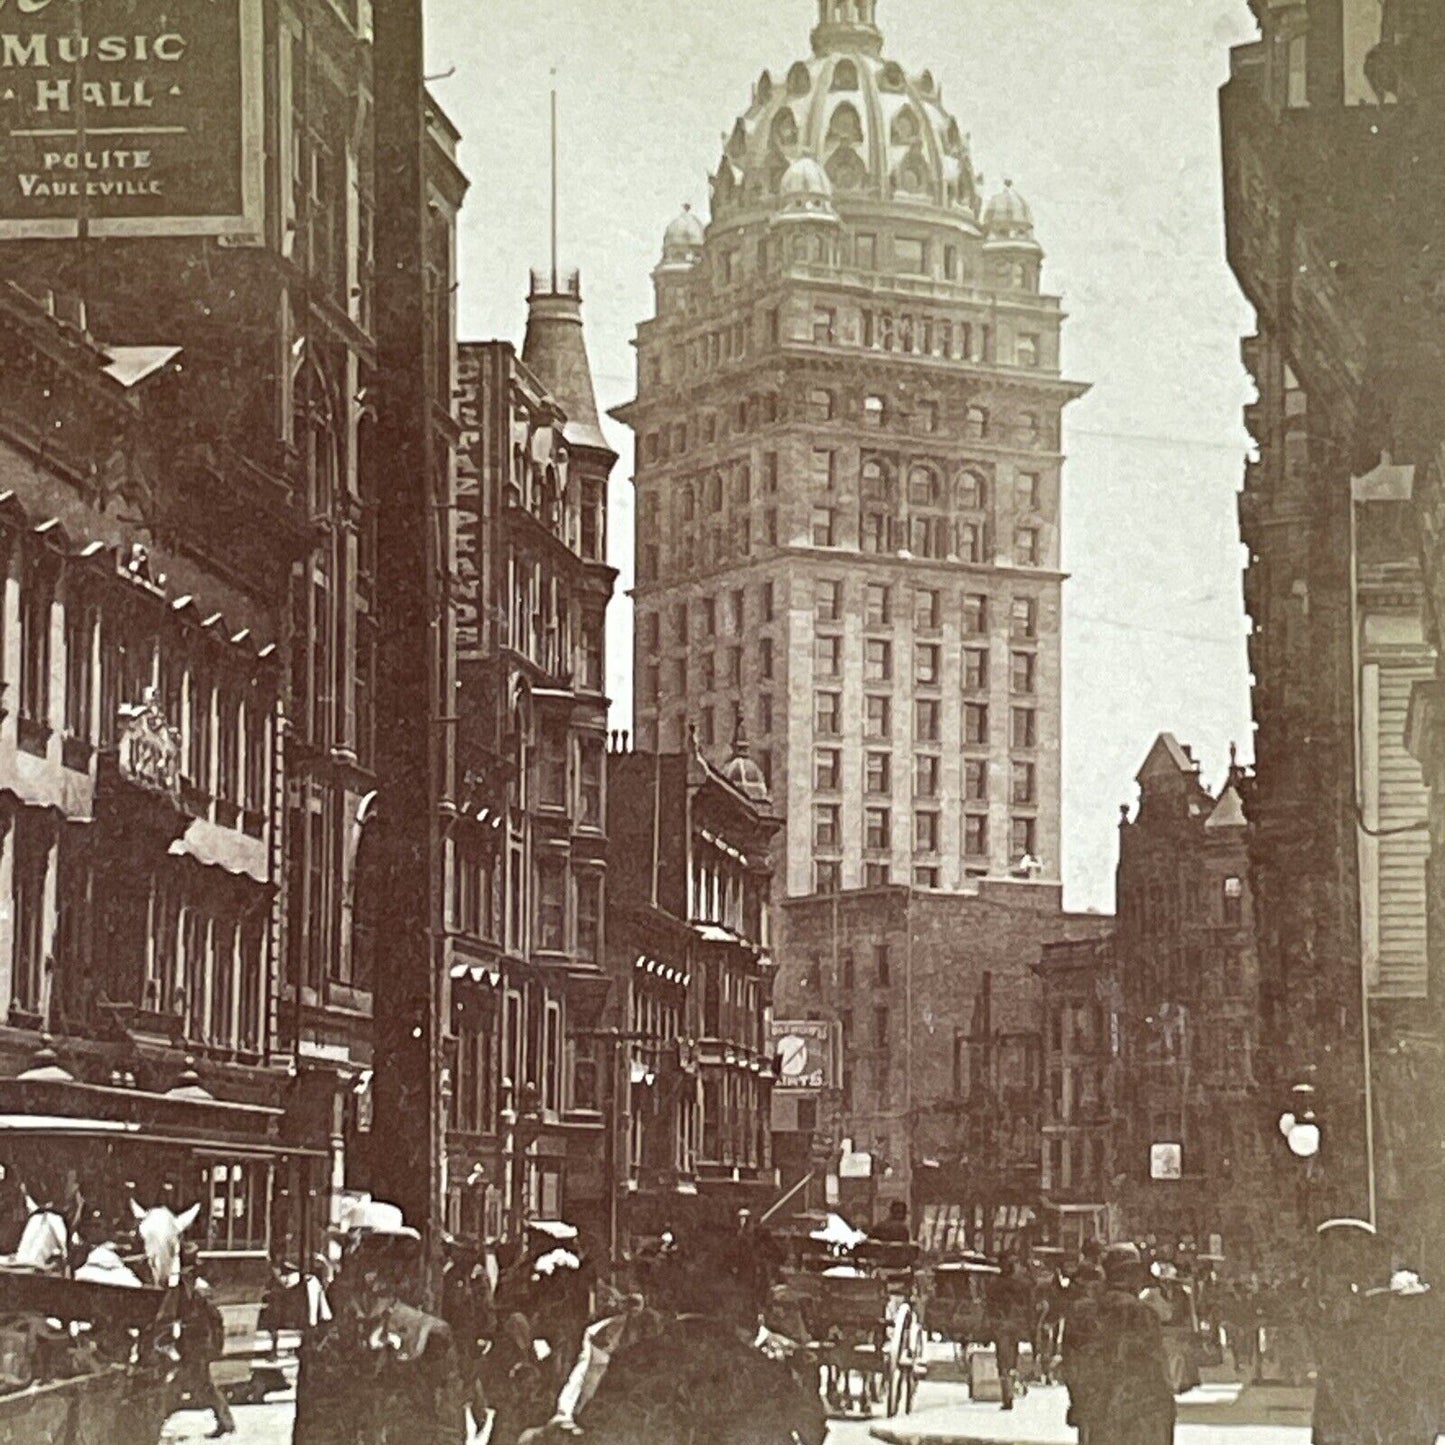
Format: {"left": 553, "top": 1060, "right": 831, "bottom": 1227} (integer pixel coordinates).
{"left": 616, "top": 0, "right": 1083, "bottom": 919}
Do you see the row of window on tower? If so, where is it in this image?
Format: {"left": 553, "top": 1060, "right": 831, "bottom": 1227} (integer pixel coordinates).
{"left": 639, "top": 386, "right": 1054, "bottom": 463}
{"left": 813, "top": 691, "right": 1040, "bottom": 746}
{"left": 812, "top": 749, "right": 1038, "bottom": 807}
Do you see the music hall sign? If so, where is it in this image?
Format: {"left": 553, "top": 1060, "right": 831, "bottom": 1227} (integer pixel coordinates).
{"left": 0, "top": 0, "right": 263, "bottom": 240}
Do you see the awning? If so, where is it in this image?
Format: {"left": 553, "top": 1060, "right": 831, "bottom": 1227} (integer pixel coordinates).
{"left": 169, "top": 817, "right": 268, "bottom": 884}
{"left": 450, "top": 962, "right": 502, "bottom": 988}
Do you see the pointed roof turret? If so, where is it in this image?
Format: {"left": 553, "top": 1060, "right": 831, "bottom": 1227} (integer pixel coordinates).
{"left": 1205, "top": 785, "right": 1247, "bottom": 831}
{"left": 522, "top": 270, "right": 613, "bottom": 456}
{"left": 721, "top": 705, "right": 770, "bottom": 803}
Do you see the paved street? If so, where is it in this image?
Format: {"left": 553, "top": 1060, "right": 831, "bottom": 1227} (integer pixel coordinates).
{"left": 163, "top": 1397, "right": 296, "bottom": 1445}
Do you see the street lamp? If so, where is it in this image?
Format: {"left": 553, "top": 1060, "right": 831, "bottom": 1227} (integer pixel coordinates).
{"left": 1279, "top": 1081, "right": 1321, "bottom": 1159}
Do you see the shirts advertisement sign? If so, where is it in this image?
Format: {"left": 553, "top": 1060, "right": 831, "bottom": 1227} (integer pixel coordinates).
{"left": 0, "top": 0, "right": 264, "bottom": 240}
{"left": 770, "top": 1020, "right": 833, "bottom": 1092}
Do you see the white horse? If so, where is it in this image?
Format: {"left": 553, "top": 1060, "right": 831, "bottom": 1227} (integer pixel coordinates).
{"left": 130, "top": 1196, "right": 201, "bottom": 1288}
{"left": 2, "top": 1192, "right": 145, "bottom": 1288}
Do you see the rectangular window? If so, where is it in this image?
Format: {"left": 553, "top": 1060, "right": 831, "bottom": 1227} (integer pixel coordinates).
{"left": 914, "top": 810, "right": 940, "bottom": 852}
{"left": 916, "top": 399, "right": 939, "bottom": 434}
{"left": 1011, "top": 596, "right": 1038, "bottom": 640}
{"left": 815, "top": 692, "right": 842, "bottom": 737}
{"left": 815, "top": 634, "right": 842, "bottom": 678}
{"left": 860, "top": 511, "right": 889, "bottom": 553}
{"left": 865, "top": 751, "right": 891, "bottom": 795}
{"left": 958, "top": 521, "right": 982, "bottom": 564}
{"left": 1018, "top": 473, "right": 1043, "bottom": 512}
{"left": 914, "top": 866, "right": 940, "bottom": 889}
{"left": 642, "top": 610, "right": 660, "bottom": 651}
{"left": 813, "top": 804, "right": 841, "bottom": 849}
{"left": 1011, "top": 816, "right": 1037, "bottom": 860}
{"left": 895, "top": 237, "right": 927, "bottom": 274}
{"left": 856, "top": 233, "right": 877, "bottom": 270}
{"left": 964, "top": 702, "right": 989, "bottom": 745}
{"left": 11, "top": 820, "right": 46, "bottom": 1014}
{"left": 1011, "top": 651, "right": 1037, "bottom": 694}
{"left": 700, "top": 705, "right": 715, "bottom": 745}
{"left": 914, "top": 588, "right": 940, "bottom": 630}
{"left": 815, "top": 748, "right": 842, "bottom": 791}
{"left": 965, "top": 814, "right": 989, "bottom": 858}
{"left": 915, "top": 754, "right": 940, "bottom": 799}
{"left": 1223, "top": 876, "right": 1244, "bottom": 926}
{"left": 816, "top": 579, "right": 842, "bottom": 622}
{"left": 702, "top": 597, "right": 716, "bottom": 636}
{"left": 875, "top": 945, "right": 891, "bottom": 986}
{"left": 764, "top": 509, "right": 778, "bottom": 546}
{"left": 1012, "top": 707, "right": 1038, "bottom": 749}
{"left": 700, "top": 653, "right": 716, "bottom": 691}
{"left": 729, "top": 589, "right": 745, "bottom": 633}
{"left": 762, "top": 581, "right": 775, "bottom": 620}
{"left": 811, "top": 447, "right": 836, "bottom": 488}
{"left": 1016, "top": 528, "right": 1041, "bottom": 566}
{"left": 864, "top": 807, "right": 891, "bottom": 852}
{"left": 965, "top": 758, "right": 988, "bottom": 802}
{"left": 579, "top": 738, "right": 604, "bottom": 828}
{"left": 537, "top": 721, "right": 567, "bottom": 808}
{"left": 915, "top": 699, "right": 940, "bottom": 742}
{"left": 865, "top": 863, "right": 891, "bottom": 887}
{"left": 865, "top": 695, "right": 891, "bottom": 739}
{"left": 19, "top": 558, "right": 52, "bottom": 735}
{"left": 1012, "top": 761, "right": 1037, "bottom": 805}
{"left": 673, "top": 602, "right": 689, "bottom": 644}
{"left": 763, "top": 453, "right": 779, "bottom": 493}
{"left": 865, "top": 584, "right": 891, "bottom": 626}
{"left": 810, "top": 507, "right": 836, "bottom": 547}
{"left": 915, "top": 644, "right": 939, "bottom": 685}
{"left": 536, "top": 857, "right": 567, "bottom": 952}
{"left": 760, "top": 637, "right": 774, "bottom": 680}
{"left": 759, "top": 692, "right": 773, "bottom": 733}
{"left": 727, "top": 647, "right": 742, "bottom": 686}
{"left": 812, "top": 309, "right": 836, "bottom": 346}
{"left": 814, "top": 860, "right": 841, "bottom": 893}
{"left": 963, "top": 593, "right": 988, "bottom": 635}
{"left": 1016, "top": 333, "right": 1039, "bottom": 367}
{"left": 964, "top": 648, "right": 989, "bottom": 691}
{"left": 63, "top": 602, "right": 94, "bottom": 750}
{"left": 864, "top": 639, "right": 892, "bottom": 681}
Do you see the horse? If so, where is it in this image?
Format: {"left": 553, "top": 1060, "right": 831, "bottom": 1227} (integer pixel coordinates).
{"left": 129, "top": 1195, "right": 201, "bottom": 1288}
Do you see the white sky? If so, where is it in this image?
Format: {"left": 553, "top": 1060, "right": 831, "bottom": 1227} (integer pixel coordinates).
{"left": 425, "top": 0, "right": 1260, "bottom": 913}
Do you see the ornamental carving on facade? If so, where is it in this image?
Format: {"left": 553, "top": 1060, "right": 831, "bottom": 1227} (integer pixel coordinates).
{"left": 116, "top": 687, "right": 182, "bottom": 801}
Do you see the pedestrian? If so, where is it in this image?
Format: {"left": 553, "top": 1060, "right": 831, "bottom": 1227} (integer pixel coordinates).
{"left": 987, "top": 1253, "right": 1035, "bottom": 1411}
{"left": 867, "top": 1200, "right": 912, "bottom": 1244}
{"left": 174, "top": 1243, "right": 237, "bottom": 1439}
{"left": 1058, "top": 1260, "right": 1106, "bottom": 1443}
{"left": 1084, "top": 1243, "right": 1175, "bottom": 1445}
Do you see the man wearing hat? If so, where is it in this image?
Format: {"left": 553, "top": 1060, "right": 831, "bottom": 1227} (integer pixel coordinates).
{"left": 173, "top": 1242, "right": 236, "bottom": 1438}
{"left": 1062, "top": 1244, "right": 1174, "bottom": 1445}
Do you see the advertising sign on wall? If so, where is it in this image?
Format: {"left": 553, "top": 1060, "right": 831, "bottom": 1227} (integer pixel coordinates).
{"left": 0, "top": 0, "right": 264, "bottom": 240}
{"left": 769, "top": 1019, "right": 835, "bottom": 1092}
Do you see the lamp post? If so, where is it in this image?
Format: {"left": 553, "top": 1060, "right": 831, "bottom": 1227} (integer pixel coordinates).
{"left": 1279, "top": 1080, "right": 1322, "bottom": 1242}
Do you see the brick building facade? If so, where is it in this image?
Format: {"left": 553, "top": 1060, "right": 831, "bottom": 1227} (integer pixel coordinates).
{"left": 781, "top": 883, "right": 1106, "bottom": 1217}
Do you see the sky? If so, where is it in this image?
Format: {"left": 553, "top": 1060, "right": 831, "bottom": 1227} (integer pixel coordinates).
{"left": 424, "top": 0, "right": 1260, "bottom": 913}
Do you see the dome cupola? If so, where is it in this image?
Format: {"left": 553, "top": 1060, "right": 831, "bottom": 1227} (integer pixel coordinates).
{"left": 709, "top": 2, "right": 981, "bottom": 230}
{"left": 658, "top": 203, "right": 706, "bottom": 271}
{"left": 982, "top": 179, "right": 1041, "bottom": 254}
{"left": 812, "top": 0, "right": 883, "bottom": 57}
{"left": 774, "top": 154, "right": 840, "bottom": 224}
{"left": 721, "top": 710, "right": 771, "bottom": 804}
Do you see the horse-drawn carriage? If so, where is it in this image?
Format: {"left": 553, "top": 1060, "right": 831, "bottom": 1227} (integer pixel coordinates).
{"left": 925, "top": 1251, "right": 1001, "bottom": 1365}
{"left": 790, "top": 1238, "right": 926, "bottom": 1419}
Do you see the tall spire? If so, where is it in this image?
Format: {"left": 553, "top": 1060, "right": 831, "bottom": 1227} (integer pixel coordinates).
{"left": 812, "top": 0, "right": 883, "bottom": 56}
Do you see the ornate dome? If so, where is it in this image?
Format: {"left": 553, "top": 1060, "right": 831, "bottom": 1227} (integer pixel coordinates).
{"left": 710, "top": 2, "right": 980, "bottom": 229}
{"left": 982, "top": 179, "right": 1039, "bottom": 251}
{"left": 720, "top": 715, "right": 771, "bottom": 803}
{"left": 659, "top": 203, "right": 706, "bottom": 270}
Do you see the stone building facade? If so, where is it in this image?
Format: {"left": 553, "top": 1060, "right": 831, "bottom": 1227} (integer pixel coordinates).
{"left": 447, "top": 278, "right": 617, "bottom": 1244}
{"left": 1222, "top": 0, "right": 1445, "bottom": 1257}
{"left": 1112, "top": 735, "right": 1269, "bottom": 1259}
{"left": 616, "top": 0, "right": 1084, "bottom": 904}
{"left": 605, "top": 730, "right": 783, "bottom": 1243}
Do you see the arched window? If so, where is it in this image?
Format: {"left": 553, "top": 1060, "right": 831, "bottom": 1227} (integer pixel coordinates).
{"left": 908, "top": 465, "right": 941, "bottom": 507}
{"left": 681, "top": 483, "right": 696, "bottom": 522}
{"left": 1015, "top": 412, "right": 1042, "bottom": 447}
{"left": 832, "top": 59, "right": 859, "bottom": 91}
{"left": 880, "top": 61, "right": 906, "bottom": 92}
{"left": 966, "top": 406, "right": 989, "bottom": 441}
{"left": 863, "top": 394, "right": 885, "bottom": 428}
{"left": 787, "top": 62, "right": 811, "bottom": 98}
{"left": 806, "top": 388, "right": 835, "bottom": 423}
{"left": 826, "top": 103, "right": 864, "bottom": 146}
{"left": 958, "top": 470, "right": 987, "bottom": 510}
{"left": 861, "top": 458, "right": 892, "bottom": 500}
{"left": 827, "top": 148, "right": 867, "bottom": 191}
{"left": 771, "top": 108, "right": 798, "bottom": 148}
{"left": 891, "top": 108, "right": 921, "bottom": 146}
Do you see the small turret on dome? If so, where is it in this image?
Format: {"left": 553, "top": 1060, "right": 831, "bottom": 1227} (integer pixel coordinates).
{"left": 773, "top": 154, "right": 840, "bottom": 225}
{"left": 720, "top": 708, "right": 770, "bottom": 803}
{"left": 659, "top": 203, "right": 706, "bottom": 271}
{"left": 982, "top": 179, "right": 1042, "bottom": 254}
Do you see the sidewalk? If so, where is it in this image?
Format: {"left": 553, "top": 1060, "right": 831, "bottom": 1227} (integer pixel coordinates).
{"left": 869, "top": 1380, "right": 1312, "bottom": 1445}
